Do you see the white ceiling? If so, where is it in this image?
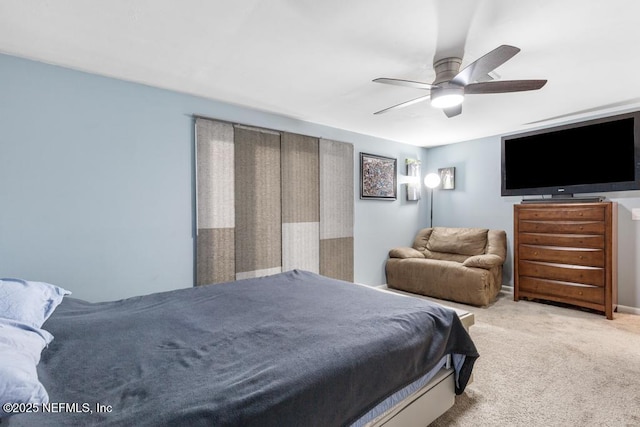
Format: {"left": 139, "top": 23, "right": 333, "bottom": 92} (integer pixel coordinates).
{"left": 2, "top": 0, "right": 640, "bottom": 147}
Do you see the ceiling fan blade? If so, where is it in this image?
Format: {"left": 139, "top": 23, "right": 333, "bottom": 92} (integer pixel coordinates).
{"left": 373, "top": 94, "right": 431, "bottom": 115}
{"left": 464, "top": 79, "right": 547, "bottom": 94}
{"left": 451, "top": 45, "right": 521, "bottom": 86}
{"left": 373, "top": 78, "right": 433, "bottom": 90}
{"left": 443, "top": 104, "right": 462, "bottom": 118}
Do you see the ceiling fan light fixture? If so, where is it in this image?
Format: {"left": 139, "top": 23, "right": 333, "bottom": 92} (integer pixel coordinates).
{"left": 430, "top": 93, "right": 464, "bottom": 109}
{"left": 430, "top": 87, "right": 464, "bottom": 109}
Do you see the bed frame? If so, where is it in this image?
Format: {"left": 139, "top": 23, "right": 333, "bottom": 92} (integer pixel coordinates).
{"left": 370, "top": 367, "right": 455, "bottom": 427}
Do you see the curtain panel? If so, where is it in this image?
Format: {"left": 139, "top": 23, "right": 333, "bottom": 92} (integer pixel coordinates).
{"left": 195, "top": 117, "right": 353, "bottom": 285}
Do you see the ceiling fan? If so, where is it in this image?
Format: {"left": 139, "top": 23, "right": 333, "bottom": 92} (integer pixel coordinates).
{"left": 373, "top": 45, "right": 547, "bottom": 118}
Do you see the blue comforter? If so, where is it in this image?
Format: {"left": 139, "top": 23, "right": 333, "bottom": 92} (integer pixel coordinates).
{"left": 8, "top": 270, "right": 478, "bottom": 426}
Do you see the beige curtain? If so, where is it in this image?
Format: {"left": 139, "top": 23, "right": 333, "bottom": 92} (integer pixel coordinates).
{"left": 195, "top": 117, "right": 353, "bottom": 285}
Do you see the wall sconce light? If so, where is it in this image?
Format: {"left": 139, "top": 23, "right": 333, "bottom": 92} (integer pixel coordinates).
{"left": 424, "top": 172, "right": 441, "bottom": 227}
{"left": 406, "top": 159, "right": 421, "bottom": 201}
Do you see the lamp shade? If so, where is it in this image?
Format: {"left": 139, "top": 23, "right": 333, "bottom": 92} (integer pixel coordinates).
{"left": 424, "top": 172, "right": 441, "bottom": 189}
{"left": 430, "top": 86, "right": 464, "bottom": 109}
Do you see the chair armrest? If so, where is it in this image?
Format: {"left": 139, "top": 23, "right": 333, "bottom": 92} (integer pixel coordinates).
{"left": 389, "top": 247, "right": 425, "bottom": 259}
{"left": 462, "top": 254, "right": 504, "bottom": 269}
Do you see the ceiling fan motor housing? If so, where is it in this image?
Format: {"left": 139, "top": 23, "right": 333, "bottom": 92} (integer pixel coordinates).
{"left": 432, "top": 57, "right": 462, "bottom": 84}
{"left": 430, "top": 57, "right": 465, "bottom": 108}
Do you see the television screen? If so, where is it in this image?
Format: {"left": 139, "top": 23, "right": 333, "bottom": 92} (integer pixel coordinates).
{"left": 501, "top": 112, "right": 640, "bottom": 197}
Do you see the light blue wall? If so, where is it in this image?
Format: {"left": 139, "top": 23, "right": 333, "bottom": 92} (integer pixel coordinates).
{"left": 425, "top": 136, "right": 640, "bottom": 310}
{"left": 6, "top": 53, "right": 637, "bottom": 309}
{"left": 423, "top": 137, "right": 516, "bottom": 285}
{"left": 355, "top": 145, "right": 430, "bottom": 285}
{"left": 0, "top": 53, "right": 427, "bottom": 301}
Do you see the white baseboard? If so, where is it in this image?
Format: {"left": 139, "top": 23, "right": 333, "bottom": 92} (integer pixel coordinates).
{"left": 617, "top": 304, "right": 640, "bottom": 315}
{"left": 500, "top": 285, "right": 514, "bottom": 295}
{"left": 500, "top": 285, "right": 640, "bottom": 315}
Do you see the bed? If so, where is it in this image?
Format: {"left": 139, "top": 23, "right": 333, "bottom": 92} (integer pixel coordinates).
{"left": 1, "top": 270, "right": 477, "bottom": 426}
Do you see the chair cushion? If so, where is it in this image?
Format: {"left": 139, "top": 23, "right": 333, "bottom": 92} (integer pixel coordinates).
{"left": 426, "top": 227, "right": 488, "bottom": 256}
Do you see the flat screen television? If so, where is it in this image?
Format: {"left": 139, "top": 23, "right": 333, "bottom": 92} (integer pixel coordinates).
{"left": 501, "top": 111, "right": 640, "bottom": 199}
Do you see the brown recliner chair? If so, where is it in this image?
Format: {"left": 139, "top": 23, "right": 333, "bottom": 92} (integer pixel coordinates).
{"left": 385, "top": 227, "right": 507, "bottom": 306}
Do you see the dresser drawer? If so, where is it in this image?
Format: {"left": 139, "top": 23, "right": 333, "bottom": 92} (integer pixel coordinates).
{"left": 516, "top": 206, "right": 605, "bottom": 221}
{"left": 518, "top": 276, "right": 604, "bottom": 306}
{"left": 518, "top": 220, "right": 605, "bottom": 234}
{"left": 519, "top": 260, "right": 604, "bottom": 286}
{"left": 518, "top": 232, "right": 605, "bottom": 249}
{"left": 519, "top": 244, "right": 604, "bottom": 267}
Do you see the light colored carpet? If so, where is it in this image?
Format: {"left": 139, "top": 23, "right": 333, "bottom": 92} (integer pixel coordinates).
{"left": 428, "top": 293, "right": 640, "bottom": 426}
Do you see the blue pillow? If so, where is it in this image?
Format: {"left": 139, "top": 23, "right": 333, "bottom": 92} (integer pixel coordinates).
{"left": 0, "top": 279, "right": 71, "bottom": 329}
{"left": 0, "top": 320, "right": 53, "bottom": 418}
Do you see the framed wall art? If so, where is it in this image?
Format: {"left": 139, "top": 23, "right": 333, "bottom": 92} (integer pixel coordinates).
{"left": 360, "top": 152, "right": 397, "bottom": 200}
{"left": 439, "top": 167, "right": 455, "bottom": 190}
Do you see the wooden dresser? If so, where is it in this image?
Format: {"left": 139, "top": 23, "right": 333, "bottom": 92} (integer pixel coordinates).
{"left": 513, "top": 201, "right": 617, "bottom": 319}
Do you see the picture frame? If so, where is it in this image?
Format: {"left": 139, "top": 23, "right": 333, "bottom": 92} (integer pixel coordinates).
{"left": 439, "top": 167, "right": 455, "bottom": 190}
{"left": 360, "top": 152, "right": 397, "bottom": 200}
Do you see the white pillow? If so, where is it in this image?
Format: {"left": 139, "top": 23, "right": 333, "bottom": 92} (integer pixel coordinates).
{"left": 0, "top": 279, "right": 71, "bottom": 329}
{"left": 0, "top": 321, "right": 53, "bottom": 418}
